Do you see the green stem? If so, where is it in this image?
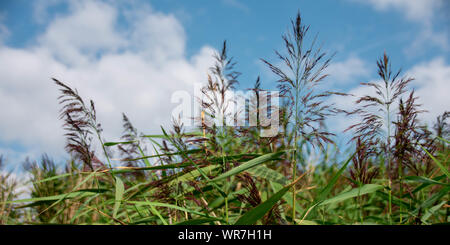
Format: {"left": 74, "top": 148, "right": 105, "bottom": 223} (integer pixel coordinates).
{"left": 385, "top": 81, "right": 392, "bottom": 224}
{"left": 398, "top": 159, "right": 403, "bottom": 223}
{"left": 292, "top": 63, "right": 300, "bottom": 223}
{"left": 388, "top": 179, "right": 392, "bottom": 224}
{"left": 225, "top": 196, "right": 229, "bottom": 224}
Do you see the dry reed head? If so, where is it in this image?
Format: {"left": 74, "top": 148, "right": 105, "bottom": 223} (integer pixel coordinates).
{"left": 433, "top": 111, "right": 449, "bottom": 139}
{"left": 118, "top": 113, "right": 140, "bottom": 160}
{"left": 261, "top": 11, "right": 346, "bottom": 149}
{"left": 344, "top": 52, "right": 414, "bottom": 146}
{"left": 236, "top": 173, "right": 261, "bottom": 207}
{"left": 199, "top": 41, "right": 240, "bottom": 130}
{"left": 349, "top": 138, "right": 379, "bottom": 187}
{"left": 53, "top": 78, "right": 105, "bottom": 171}
{"left": 391, "top": 91, "right": 430, "bottom": 176}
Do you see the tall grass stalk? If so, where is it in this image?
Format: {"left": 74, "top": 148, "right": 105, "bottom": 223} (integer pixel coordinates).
{"left": 1, "top": 11, "right": 448, "bottom": 226}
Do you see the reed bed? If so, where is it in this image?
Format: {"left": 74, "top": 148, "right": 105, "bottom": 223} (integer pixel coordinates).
{"left": 0, "top": 12, "right": 448, "bottom": 225}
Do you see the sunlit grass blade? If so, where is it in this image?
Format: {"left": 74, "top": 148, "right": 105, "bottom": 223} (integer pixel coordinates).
{"left": 404, "top": 176, "right": 448, "bottom": 186}
{"left": 128, "top": 201, "right": 226, "bottom": 222}
{"left": 210, "top": 151, "right": 285, "bottom": 182}
{"left": 248, "top": 165, "right": 289, "bottom": 185}
{"left": 113, "top": 176, "right": 125, "bottom": 218}
{"left": 33, "top": 172, "right": 89, "bottom": 184}
{"left": 436, "top": 136, "right": 450, "bottom": 145}
{"left": 142, "top": 132, "right": 211, "bottom": 139}
{"left": 168, "top": 165, "right": 220, "bottom": 186}
{"left": 421, "top": 201, "right": 446, "bottom": 223}
{"left": 409, "top": 174, "right": 447, "bottom": 195}
{"left": 120, "top": 149, "right": 203, "bottom": 162}
{"left": 161, "top": 126, "right": 227, "bottom": 197}
{"left": 10, "top": 188, "right": 109, "bottom": 208}
{"left": 376, "top": 190, "right": 410, "bottom": 209}
{"left": 415, "top": 185, "right": 450, "bottom": 211}
{"left": 319, "top": 184, "right": 383, "bottom": 206}
{"left": 104, "top": 140, "right": 138, "bottom": 146}
{"left": 148, "top": 203, "right": 168, "bottom": 225}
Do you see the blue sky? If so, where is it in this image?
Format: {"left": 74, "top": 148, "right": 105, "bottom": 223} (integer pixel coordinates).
{"left": 0, "top": 0, "right": 449, "bottom": 171}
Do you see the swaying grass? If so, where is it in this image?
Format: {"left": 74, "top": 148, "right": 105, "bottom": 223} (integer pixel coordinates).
{"left": 1, "top": 11, "right": 449, "bottom": 225}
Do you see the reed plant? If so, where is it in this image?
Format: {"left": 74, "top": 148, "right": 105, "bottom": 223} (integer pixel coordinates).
{"left": 1, "top": 11, "right": 448, "bottom": 225}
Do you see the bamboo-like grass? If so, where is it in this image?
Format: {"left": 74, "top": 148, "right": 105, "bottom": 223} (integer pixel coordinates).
{"left": 0, "top": 11, "right": 449, "bottom": 225}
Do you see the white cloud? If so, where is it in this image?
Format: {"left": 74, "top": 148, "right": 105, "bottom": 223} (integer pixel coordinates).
{"left": 127, "top": 10, "right": 187, "bottom": 62}
{"left": 326, "top": 56, "right": 370, "bottom": 86}
{"left": 222, "top": 0, "right": 250, "bottom": 12}
{"left": 327, "top": 83, "right": 377, "bottom": 136}
{"left": 0, "top": 0, "right": 216, "bottom": 165}
{"left": 37, "top": 0, "right": 127, "bottom": 66}
{"left": 406, "top": 27, "right": 449, "bottom": 54}
{"left": 328, "top": 57, "right": 450, "bottom": 137}
{"left": 351, "top": 0, "right": 449, "bottom": 53}
{"left": 409, "top": 57, "right": 450, "bottom": 124}
{"left": 353, "top": 0, "right": 443, "bottom": 23}
{"left": 32, "top": 0, "right": 64, "bottom": 24}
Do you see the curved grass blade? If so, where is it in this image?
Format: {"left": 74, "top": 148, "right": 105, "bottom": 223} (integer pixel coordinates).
{"left": 299, "top": 151, "right": 356, "bottom": 221}
{"left": 421, "top": 201, "right": 446, "bottom": 223}
{"left": 148, "top": 203, "right": 168, "bottom": 225}
{"left": 143, "top": 131, "right": 212, "bottom": 139}
{"left": 128, "top": 200, "right": 226, "bottom": 222}
{"left": 404, "top": 176, "right": 448, "bottom": 186}
{"left": 33, "top": 172, "right": 91, "bottom": 184}
{"left": 420, "top": 145, "right": 449, "bottom": 178}
{"left": 167, "top": 165, "right": 220, "bottom": 188}
{"left": 247, "top": 165, "right": 289, "bottom": 185}
{"left": 409, "top": 174, "right": 447, "bottom": 195}
{"left": 123, "top": 149, "right": 202, "bottom": 162}
{"left": 69, "top": 194, "right": 101, "bottom": 223}
{"left": 161, "top": 126, "right": 226, "bottom": 197}
{"left": 113, "top": 176, "right": 125, "bottom": 218}
{"left": 11, "top": 189, "right": 109, "bottom": 208}
{"left": 234, "top": 174, "right": 304, "bottom": 225}
{"left": 319, "top": 184, "right": 383, "bottom": 206}
{"left": 37, "top": 170, "right": 100, "bottom": 216}
{"left": 315, "top": 151, "right": 356, "bottom": 202}
{"left": 270, "top": 181, "right": 303, "bottom": 214}
{"left": 376, "top": 190, "right": 410, "bottom": 209}
{"left": 416, "top": 185, "right": 450, "bottom": 211}
{"left": 104, "top": 140, "right": 138, "bottom": 147}
{"left": 210, "top": 151, "right": 285, "bottom": 182}
{"left": 436, "top": 136, "right": 449, "bottom": 145}
{"left": 408, "top": 185, "right": 450, "bottom": 220}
